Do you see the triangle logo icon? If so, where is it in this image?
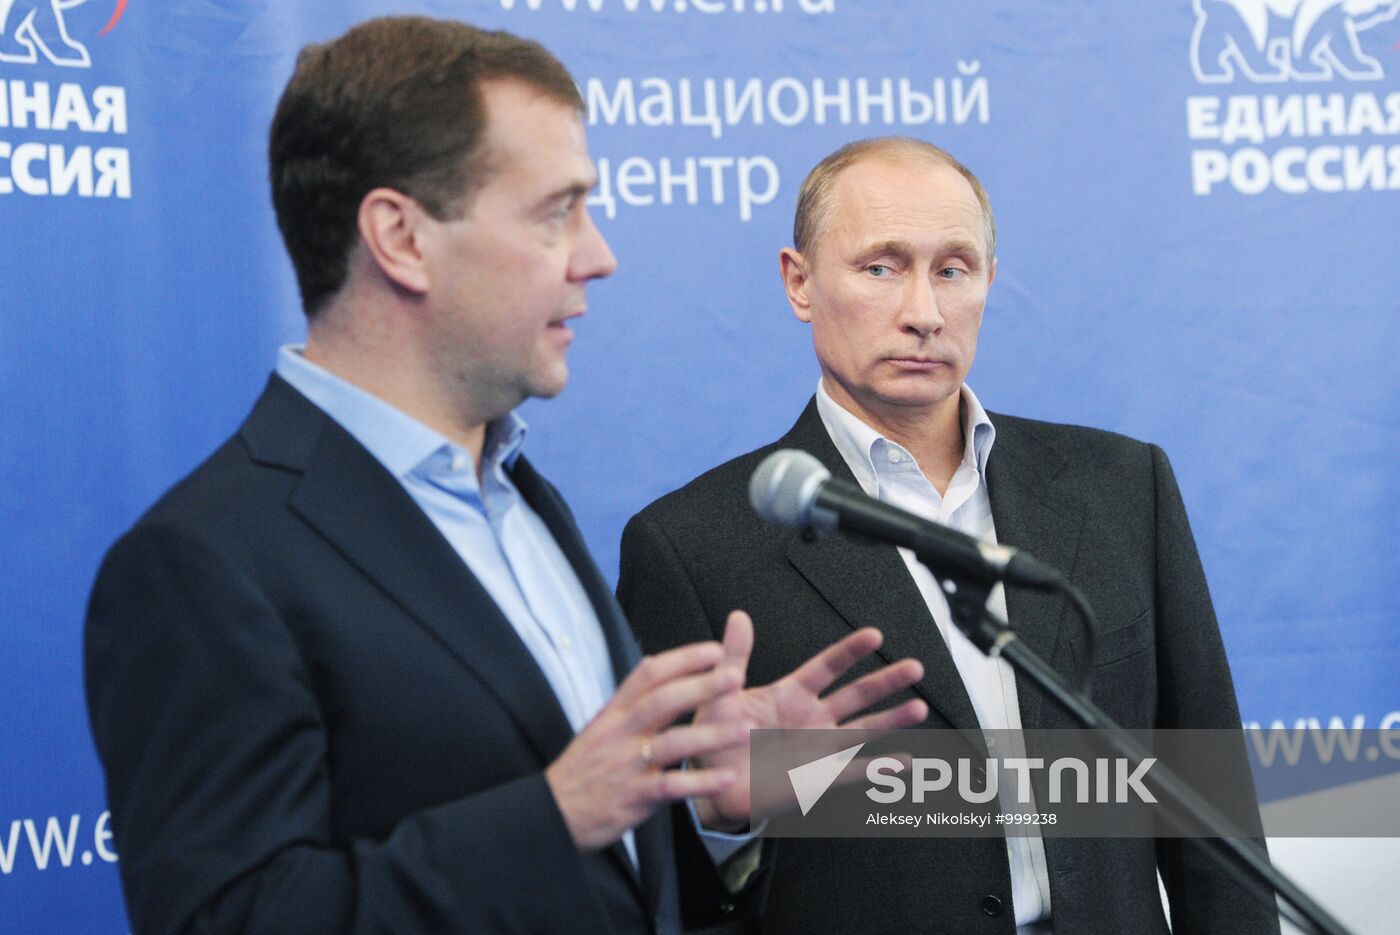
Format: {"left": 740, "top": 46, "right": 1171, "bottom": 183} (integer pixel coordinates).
{"left": 787, "top": 742, "right": 865, "bottom": 816}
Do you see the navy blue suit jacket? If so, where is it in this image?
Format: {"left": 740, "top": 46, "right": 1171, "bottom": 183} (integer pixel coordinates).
{"left": 86, "top": 375, "right": 756, "bottom": 934}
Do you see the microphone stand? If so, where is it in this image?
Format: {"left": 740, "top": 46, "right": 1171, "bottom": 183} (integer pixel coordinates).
{"left": 930, "top": 563, "right": 1351, "bottom": 935}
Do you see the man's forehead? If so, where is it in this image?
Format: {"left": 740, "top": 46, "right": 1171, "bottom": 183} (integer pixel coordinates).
{"left": 825, "top": 158, "right": 986, "bottom": 252}
{"left": 834, "top": 157, "right": 977, "bottom": 213}
{"left": 476, "top": 82, "right": 594, "bottom": 188}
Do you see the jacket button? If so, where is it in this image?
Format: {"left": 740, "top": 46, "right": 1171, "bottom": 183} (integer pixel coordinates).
{"left": 719, "top": 901, "right": 735, "bottom": 914}
{"left": 981, "top": 895, "right": 1004, "bottom": 917}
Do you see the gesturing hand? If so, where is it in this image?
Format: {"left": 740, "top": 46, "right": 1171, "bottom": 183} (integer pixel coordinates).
{"left": 691, "top": 611, "right": 928, "bottom": 832}
{"left": 545, "top": 640, "right": 749, "bottom": 851}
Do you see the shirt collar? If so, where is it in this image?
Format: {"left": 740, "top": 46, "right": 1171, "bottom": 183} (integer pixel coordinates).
{"left": 814, "top": 379, "right": 996, "bottom": 496}
{"left": 274, "top": 344, "right": 528, "bottom": 480}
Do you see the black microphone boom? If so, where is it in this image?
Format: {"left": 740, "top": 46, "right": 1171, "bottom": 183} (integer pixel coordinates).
{"left": 748, "top": 449, "right": 1061, "bottom": 592}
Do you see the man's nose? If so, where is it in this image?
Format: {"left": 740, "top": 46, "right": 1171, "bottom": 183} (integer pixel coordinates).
{"left": 572, "top": 208, "right": 618, "bottom": 281}
{"left": 898, "top": 275, "right": 944, "bottom": 337}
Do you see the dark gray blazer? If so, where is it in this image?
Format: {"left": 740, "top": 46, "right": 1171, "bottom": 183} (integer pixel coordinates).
{"left": 619, "top": 399, "right": 1278, "bottom": 935}
{"left": 85, "top": 375, "right": 760, "bottom": 935}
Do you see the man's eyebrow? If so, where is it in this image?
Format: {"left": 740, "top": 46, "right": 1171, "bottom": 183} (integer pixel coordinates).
{"left": 851, "top": 239, "right": 914, "bottom": 262}
{"left": 534, "top": 179, "right": 594, "bottom": 210}
{"left": 850, "top": 238, "right": 986, "bottom": 267}
{"left": 942, "top": 238, "right": 980, "bottom": 254}
{"left": 942, "top": 238, "right": 987, "bottom": 268}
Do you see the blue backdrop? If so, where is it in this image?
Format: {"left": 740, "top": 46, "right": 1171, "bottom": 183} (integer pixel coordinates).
{"left": 3, "top": 0, "right": 1397, "bottom": 930}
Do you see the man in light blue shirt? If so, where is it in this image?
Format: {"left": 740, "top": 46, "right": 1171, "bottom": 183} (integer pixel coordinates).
{"left": 84, "top": 18, "right": 927, "bottom": 935}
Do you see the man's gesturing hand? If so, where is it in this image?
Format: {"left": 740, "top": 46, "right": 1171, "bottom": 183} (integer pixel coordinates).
{"left": 546, "top": 640, "right": 749, "bottom": 851}
{"left": 692, "top": 611, "right": 928, "bottom": 832}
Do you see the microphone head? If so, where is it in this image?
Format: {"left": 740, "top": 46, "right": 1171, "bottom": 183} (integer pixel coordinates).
{"left": 749, "top": 449, "right": 831, "bottom": 529}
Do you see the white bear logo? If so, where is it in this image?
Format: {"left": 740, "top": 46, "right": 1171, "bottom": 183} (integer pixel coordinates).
{"left": 1191, "top": 0, "right": 1400, "bottom": 82}
{"left": 0, "top": 0, "right": 92, "bottom": 68}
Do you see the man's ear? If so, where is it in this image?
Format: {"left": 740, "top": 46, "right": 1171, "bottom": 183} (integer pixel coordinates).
{"left": 779, "top": 247, "right": 814, "bottom": 323}
{"left": 988, "top": 255, "right": 997, "bottom": 288}
{"left": 356, "top": 187, "right": 432, "bottom": 295}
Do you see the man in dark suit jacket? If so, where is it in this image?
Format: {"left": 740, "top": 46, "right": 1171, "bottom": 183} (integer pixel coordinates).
{"left": 84, "top": 21, "right": 926, "bottom": 935}
{"left": 618, "top": 138, "right": 1280, "bottom": 933}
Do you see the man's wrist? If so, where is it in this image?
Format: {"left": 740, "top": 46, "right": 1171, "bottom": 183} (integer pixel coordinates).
{"left": 694, "top": 795, "right": 749, "bottom": 834}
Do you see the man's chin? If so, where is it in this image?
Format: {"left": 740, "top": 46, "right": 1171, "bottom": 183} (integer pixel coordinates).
{"left": 529, "top": 370, "right": 569, "bottom": 401}
{"left": 871, "top": 382, "right": 960, "bottom": 412}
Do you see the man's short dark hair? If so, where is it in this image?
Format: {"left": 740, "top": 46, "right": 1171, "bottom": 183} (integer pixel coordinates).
{"left": 269, "top": 16, "right": 584, "bottom": 316}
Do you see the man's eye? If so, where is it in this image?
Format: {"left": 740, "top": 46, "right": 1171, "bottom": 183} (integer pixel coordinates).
{"left": 547, "top": 198, "right": 576, "bottom": 222}
{"left": 866, "top": 264, "right": 891, "bottom": 277}
{"left": 937, "top": 267, "right": 965, "bottom": 279}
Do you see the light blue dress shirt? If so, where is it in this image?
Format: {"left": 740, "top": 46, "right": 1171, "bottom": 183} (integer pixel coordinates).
{"left": 277, "top": 346, "right": 616, "bottom": 733}
{"left": 275, "top": 346, "right": 751, "bottom": 867}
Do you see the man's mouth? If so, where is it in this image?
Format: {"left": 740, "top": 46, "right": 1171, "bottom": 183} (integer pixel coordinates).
{"left": 550, "top": 308, "right": 586, "bottom": 328}
{"left": 886, "top": 356, "right": 949, "bottom": 371}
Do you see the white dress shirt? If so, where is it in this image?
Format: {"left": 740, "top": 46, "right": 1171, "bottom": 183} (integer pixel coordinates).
{"left": 815, "top": 380, "right": 1053, "bottom": 927}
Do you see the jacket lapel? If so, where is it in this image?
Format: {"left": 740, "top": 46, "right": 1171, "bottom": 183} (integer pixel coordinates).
{"left": 240, "top": 376, "right": 578, "bottom": 766}
{"left": 779, "top": 400, "right": 983, "bottom": 733}
{"left": 984, "top": 414, "right": 1086, "bottom": 731}
{"left": 510, "top": 458, "right": 641, "bottom": 681}
{"left": 247, "top": 377, "right": 666, "bottom": 921}
{"left": 510, "top": 457, "right": 674, "bottom": 923}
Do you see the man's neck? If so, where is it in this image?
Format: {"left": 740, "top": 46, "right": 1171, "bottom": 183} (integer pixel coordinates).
{"left": 304, "top": 322, "right": 489, "bottom": 475}
{"left": 825, "top": 382, "right": 966, "bottom": 497}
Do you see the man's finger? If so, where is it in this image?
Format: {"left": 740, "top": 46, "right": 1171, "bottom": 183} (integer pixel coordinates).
{"left": 645, "top": 766, "right": 738, "bottom": 804}
{"left": 787, "top": 626, "right": 884, "bottom": 695}
{"left": 822, "top": 658, "right": 924, "bottom": 723}
{"left": 839, "top": 697, "right": 929, "bottom": 732}
{"left": 649, "top": 721, "right": 748, "bottom": 768}
{"left": 612, "top": 640, "right": 725, "bottom": 706}
{"left": 630, "top": 665, "right": 742, "bottom": 732}
{"left": 721, "top": 609, "right": 754, "bottom": 685}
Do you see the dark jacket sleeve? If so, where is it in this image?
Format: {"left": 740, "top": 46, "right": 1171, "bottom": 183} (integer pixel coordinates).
{"left": 85, "top": 522, "right": 599, "bottom": 935}
{"left": 617, "top": 512, "right": 776, "bottom": 930}
{"left": 1146, "top": 445, "right": 1281, "bottom": 935}
{"left": 618, "top": 510, "right": 727, "bottom": 654}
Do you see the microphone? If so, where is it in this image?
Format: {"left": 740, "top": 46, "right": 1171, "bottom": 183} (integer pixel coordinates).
{"left": 748, "top": 449, "right": 1061, "bottom": 591}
